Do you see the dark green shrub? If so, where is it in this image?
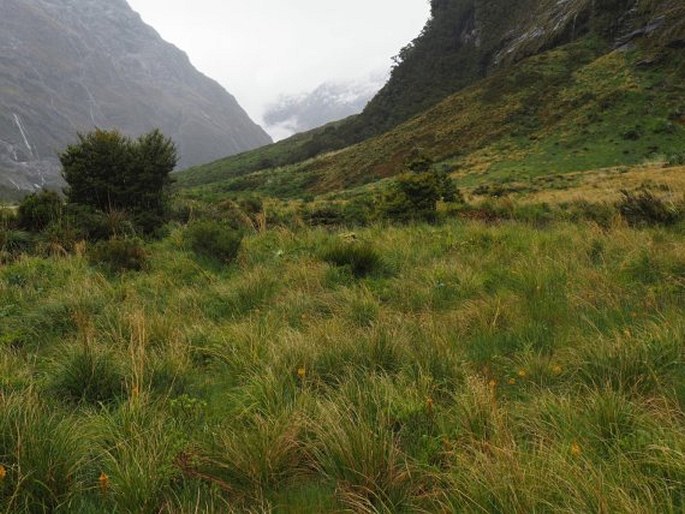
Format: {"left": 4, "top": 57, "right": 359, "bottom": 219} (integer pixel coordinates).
{"left": 617, "top": 188, "right": 682, "bottom": 226}
{"left": 185, "top": 221, "right": 242, "bottom": 264}
{"left": 380, "top": 168, "right": 460, "bottom": 223}
{"left": 63, "top": 204, "right": 111, "bottom": 241}
{"left": 61, "top": 128, "right": 177, "bottom": 235}
{"left": 88, "top": 237, "right": 147, "bottom": 272}
{"left": 321, "top": 240, "right": 384, "bottom": 278}
{"left": 47, "top": 348, "right": 124, "bottom": 405}
{"left": 17, "top": 190, "right": 63, "bottom": 231}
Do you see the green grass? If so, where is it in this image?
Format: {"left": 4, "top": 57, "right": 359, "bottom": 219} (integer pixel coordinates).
{"left": 1, "top": 208, "right": 684, "bottom": 512}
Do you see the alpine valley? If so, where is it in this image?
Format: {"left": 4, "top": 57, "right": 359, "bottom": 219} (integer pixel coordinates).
{"left": 1, "top": 1, "right": 685, "bottom": 512}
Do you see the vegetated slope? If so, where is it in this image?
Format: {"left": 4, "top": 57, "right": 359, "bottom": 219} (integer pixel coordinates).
{"left": 0, "top": 0, "right": 271, "bottom": 200}
{"left": 178, "top": 33, "right": 684, "bottom": 199}
{"left": 176, "top": 0, "right": 685, "bottom": 195}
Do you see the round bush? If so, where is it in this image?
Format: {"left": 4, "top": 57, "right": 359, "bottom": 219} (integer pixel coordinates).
{"left": 17, "top": 190, "right": 63, "bottom": 232}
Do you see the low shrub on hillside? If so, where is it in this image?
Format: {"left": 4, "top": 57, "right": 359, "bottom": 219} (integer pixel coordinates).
{"left": 88, "top": 237, "right": 147, "bottom": 272}
{"left": 62, "top": 204, "right": 111, "bottom": 241}
{"left": 17, "top": 190, "right": 63, "bottom": 232}
{"left": 379, "top": 168, "right": 461, "bottom": 223}
{"left": 185, "top": 220, "right": 242, "bottom": 264}
{"left": 617, "top": 188, "right": 682, "bottom": 226}
{"left": 301, "top": 196, "right": 376, "bottom": 228}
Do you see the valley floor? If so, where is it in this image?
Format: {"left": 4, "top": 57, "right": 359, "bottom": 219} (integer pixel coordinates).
{"left": 1, "top": 171, "right": 684, "bottom": 512}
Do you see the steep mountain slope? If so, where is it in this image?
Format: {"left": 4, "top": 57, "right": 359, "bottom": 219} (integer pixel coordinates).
{"left": 176, "top": 0, "right": 684, "bottom": 198}
{"left": 349, "top": 0, "right": 685, "bottom": 141}
{"left": 0, "top": 0, "right": 271, "bottom": 200}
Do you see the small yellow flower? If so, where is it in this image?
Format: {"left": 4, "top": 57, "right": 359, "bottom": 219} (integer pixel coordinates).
{"left": 552, "top": 365, "right": 563, "bottom": 375}
{"left": 570, "top": 442, "right": 582, "bottom": 457}
{"left": 508, "top": 378, "right": 517, "bottom": 385}
{"left": 297, "top": 367, "right": 306, "bottom": 379}
{"left": 517, "top": 369, "right": 528, "bottom": 379}
{"left": 0, "top": 464, "right": 6, "bottom": 481}
{"left": 98, "top": 472, "right": 109, "bottom": 495}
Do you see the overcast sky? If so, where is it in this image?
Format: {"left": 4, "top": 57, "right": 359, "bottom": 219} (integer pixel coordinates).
{"left": 125, "top": 0, "right": 430, "bottom": 125}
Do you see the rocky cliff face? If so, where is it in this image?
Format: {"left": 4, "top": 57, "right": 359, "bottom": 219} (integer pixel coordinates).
{"left": 359, "top": 0, "right": 684, "bottom": 138}
{"left": 0, "top": 0, "right": 272, "bottom": 199}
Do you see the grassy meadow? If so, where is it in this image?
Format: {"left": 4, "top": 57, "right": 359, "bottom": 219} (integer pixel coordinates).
{"left": 1, "top": 175, "right": 684, "bottom": 512}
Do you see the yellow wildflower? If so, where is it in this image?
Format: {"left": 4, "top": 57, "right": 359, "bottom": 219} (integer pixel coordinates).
{"left": 570, "top": 442, "right": 582, "bottom": 457}
{"left": 508, "top": 378, "right": 517, "bottom": 385}
{"left": 517, "top": 369, "right": 527, "bottom": 378}
{"left": 98, "top": 472, "right": 109, "bottom": 495}
{"left": 426, "top": 397, "right": 434, "bottom": 414}
{"left": 552, "top": 365, "right": 562, "bottom": 375}
{"left": 297, "top": 367, "right": 306, "bottom": 379}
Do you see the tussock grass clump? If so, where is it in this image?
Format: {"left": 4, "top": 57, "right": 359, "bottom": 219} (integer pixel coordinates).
{"left": 0, "top": 393, "right": 88, "bottom": 512}
{"left": 0, "top": 229, "right": 34, "bottom": 261}
{"left": 308, "top": 388, "right": 427, "bottom": 512}
{"left": 96, "top": 401, "right": 185, "bottom": 514}
{"left": 88, "top": 237, "right": 147, "bottom": 272}
{"left": 186, "top": 410, "right": 307, "bottom": 501}
{"left": 184, "top": 220, "right": 242, "bottom": 264}
{"left": 46, "top": 346, "right": 125, "bottom": 406}
{"left": 617, "top": 188, "right": 683, "bottom": 227}
{"left": 320, "top": 239, "right": 386, "bottom": 278}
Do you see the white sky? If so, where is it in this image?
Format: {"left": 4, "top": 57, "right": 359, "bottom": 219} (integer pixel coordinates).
{"left": 125, "top": 0, "right": 430, "bottom": 125}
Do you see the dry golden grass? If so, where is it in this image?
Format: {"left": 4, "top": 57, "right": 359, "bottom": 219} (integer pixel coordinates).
{"left": 515, "top": 164, "right": 685, "bottom": 205}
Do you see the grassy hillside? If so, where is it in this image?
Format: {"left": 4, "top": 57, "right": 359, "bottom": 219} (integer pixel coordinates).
{"left": 176, "top": 37, "right": 684, "bottom": 201}
{"left": 1, "top": 180, "right": 685, "bottom": 511}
